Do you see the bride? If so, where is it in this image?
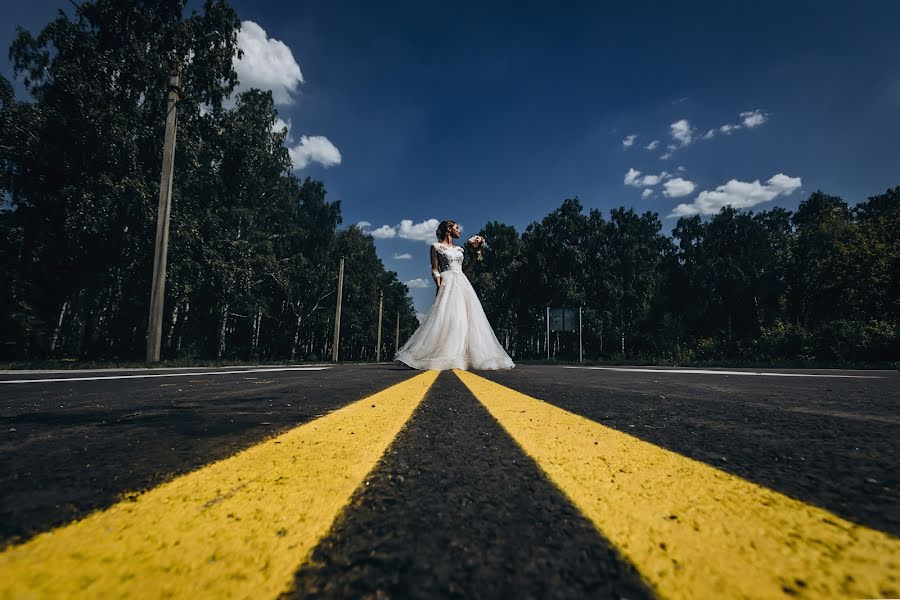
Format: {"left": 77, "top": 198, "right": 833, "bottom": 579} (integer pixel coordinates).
{"left": 395, "top": 220, "right": 515, "bottom": 370}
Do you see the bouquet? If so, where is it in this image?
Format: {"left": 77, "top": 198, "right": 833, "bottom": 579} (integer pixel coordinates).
{"left": 465, "top": 235, "right": 487, "bottom": 263}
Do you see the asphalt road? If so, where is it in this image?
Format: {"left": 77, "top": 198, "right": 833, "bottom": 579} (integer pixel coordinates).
{"left": 482, "top": 365, "right": 900, "bottom": 536}
{"left": 0, "top": 364, "right": 897, "bottom": 598}
{"left": 0, "top": 365, "right": 415, "bottom": 543}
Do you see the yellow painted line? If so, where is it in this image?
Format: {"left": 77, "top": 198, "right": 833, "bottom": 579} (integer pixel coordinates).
{"left": 0, "top": 370, "right": 439, "bottom": 599}
{"left": 454, "top": 370, "right": 899, "bottom": 600}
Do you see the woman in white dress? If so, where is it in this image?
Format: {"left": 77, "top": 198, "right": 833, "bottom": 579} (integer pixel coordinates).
{"left": 395, "top": 220, "right": 515, "bottom": 370}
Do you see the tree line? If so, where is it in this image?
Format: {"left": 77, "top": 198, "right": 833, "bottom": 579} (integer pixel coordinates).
{"left": 470, "top": 189, "right": 899, "bottom": 365}
{"left": 0, "top": 0, "right": 418, "bottom": 362}
{"left": 1, "top": 1, "right": 896, "bottom": 366}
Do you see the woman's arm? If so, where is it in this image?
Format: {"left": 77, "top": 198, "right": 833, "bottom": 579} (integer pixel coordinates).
{"left": 463, "top": 243, "right": 482, "bottom": 274}
{"left": 431, "top": 245, "right": 441, "bottom": 293}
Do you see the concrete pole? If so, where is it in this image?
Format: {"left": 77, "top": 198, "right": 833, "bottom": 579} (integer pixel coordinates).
{"left": 146, "top": 67, "right": 181, "bottom": 363}
{"left": 395, "top": 311, "right": 400, "bottom": 354}
{"left": 331, "top": 256, "right": 345, "bottom": 362}
{"left": 546, "top": 306, "right": 550, "bottom": 360}
{"left": 375, "top": 289, "right": 384, "bottom": 361}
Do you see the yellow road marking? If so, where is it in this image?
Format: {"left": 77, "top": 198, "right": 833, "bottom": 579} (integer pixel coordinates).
{"left": 454, "top": 370, "right": 899, "bottom": 599}
{"left": 0, "top": 370, "right": 439, "bottom": 599}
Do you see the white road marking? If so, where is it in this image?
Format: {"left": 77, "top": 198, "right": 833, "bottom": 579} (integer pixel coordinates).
{"left": 563, "top": 366, "right": 884, "bottom": 379}
{"left": 0, "top": 364, "right": 330, "bottom": 375}
{"left": 0, "top": 367, "right": 331, "bottom": 384}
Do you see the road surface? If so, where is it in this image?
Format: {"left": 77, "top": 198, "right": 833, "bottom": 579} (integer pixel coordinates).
{"left": 0, "top": 364, "right": 897, "bottom": 598}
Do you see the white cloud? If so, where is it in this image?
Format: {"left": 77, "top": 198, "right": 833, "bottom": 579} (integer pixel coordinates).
{"left": 645, "top": 140, "right": 660, "bottom": 150}
{"left": 393, "top": 253, "right": 413, "bottom": 260}
{"left": 626, "top": 169, "right": 670, "bottom": 189}
{"left": 369, "top": 225, "right": 397, "bottom": 239}
{"left": 705, "top": 109, "right": 768, "bottom": 140}
{"left": 660, "top": 152, "right": 672, "bottom": 160}
{"left": 641, "top": 189, "right": 653, "bottom": 199}
{"left": 288, "top": 135, "right": 342, "bottom": 170}
{"left": 662, "top": 177, "right": 696, "bottom": 198}
{"left": 622, "top": 134, "right": 637, "bottom": 148}
{"left": 741, "top": 109, "right": 766, "bottom": 128}
{"left": 669, "top": 173, "right": 801, "bottom": 217}
{"left": 664, "top": 109, "right": 768, "bottom": 147}
{"left": 272, "top": 117, "right": 291, "bottom": 139}
{"left": 398, "top": 218, "right": 441, "bottom": 242}
{"left": 358, "top": 218, "right": 441, "bottom": 244}
{"left": 670, "top": 119, "right": 693, "bottom": 146}
{"left": 720, "top": 123, "right": 739, "bottom": 134}
{"left": 677, "top": 165, "right": 686, "bottom": 172}
{"left": 766, "top": 173, "right": 803, "bottom": 194}
{"left": 405, "top": 278, "right": 431, "bottom": 289}
{"left": 234, "top": 21, "right": 304, "bottom": 105}
{"left": 624, "top": 168, "right": 642, "bottom": 186}
{"left": 359, "top": 221, "right": 396, "bottom": 238}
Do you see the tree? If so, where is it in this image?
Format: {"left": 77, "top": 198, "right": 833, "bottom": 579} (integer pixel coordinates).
{"left": 0, "top": 1, "right": 420, "bottom": 362}
{"left": 469, "top": 221, "right": 524, "bottom": 355}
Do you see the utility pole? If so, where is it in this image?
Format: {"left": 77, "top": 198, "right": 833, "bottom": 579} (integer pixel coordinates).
{"left": 146, "top": 66, "right": 181, "bottom": 363}
{"left": 375, "top": 289, "right": 384, "bottom": 361}
{"left": 331, "top": 256, "right": 345, "bottom": 362}
{"left": 546, "top": 306, "right": 550, "bottom": 360}
{"left": 395, "top": 311, "right": 400, "bottom": 354}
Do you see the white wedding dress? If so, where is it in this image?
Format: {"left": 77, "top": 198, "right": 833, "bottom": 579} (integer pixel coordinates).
{"left": 395, "top": 243, "right": 515, "bottom": 370}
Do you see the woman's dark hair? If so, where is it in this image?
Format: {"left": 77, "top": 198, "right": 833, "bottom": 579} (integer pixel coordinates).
{"left": 435, "top": 220, "right": 457, "bottom": 240}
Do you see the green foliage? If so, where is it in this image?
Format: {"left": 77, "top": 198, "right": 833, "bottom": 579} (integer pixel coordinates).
{"left": 470, "top": 190, "right": 898, "bottom": 365}
{"left": 0, "top": 1, "right": 417, "bottom": 362}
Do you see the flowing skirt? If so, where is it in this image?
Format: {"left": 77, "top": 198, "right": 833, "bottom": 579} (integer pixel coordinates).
{"left": 395, "top": 271, "right": 515, "bottom": 370}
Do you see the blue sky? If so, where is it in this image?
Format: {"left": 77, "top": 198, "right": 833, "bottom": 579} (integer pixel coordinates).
{"left": 3, "top": 1, "right": 899, "bottom": 316}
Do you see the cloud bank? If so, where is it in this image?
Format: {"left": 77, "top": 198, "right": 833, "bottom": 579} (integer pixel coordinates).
{"left": 360, "top": 218, "right": 442, "bottom": 243}
{"left": 669, "top": 173, "right": 801, "bottom": 217}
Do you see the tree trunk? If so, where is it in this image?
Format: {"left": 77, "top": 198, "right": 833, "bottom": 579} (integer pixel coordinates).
{"left": 175, "top": 299, "right": 189, "bottom": 352}
{"left": 251, "top": 306, "right": 262, "bottom": 356}
{"left": 290, "top": 312, "right": 303, "bottom": 361}
{"left": 166, "top": 301, "right": 180, "bottom": 350}
{"left": 49, "top": 300, "right": 69, "bottom": 355}
{"left": 218, "top": 304, "right": 229, "bottom": 359}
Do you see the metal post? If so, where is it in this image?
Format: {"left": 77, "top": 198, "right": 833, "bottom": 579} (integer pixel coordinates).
{"left": 546, "top": 306, "right": 550, "bottom": 360}
{"left": 375, "top": 289, "right": 384, "bottom": 362}
{"left": 395, "top": 311, "right": 400, "bottom": 354}
{"left": 579, "top": 306, "right": 583, "bottom": 363}
{"left": 146, "top": 66, "right": 181, "bottom": 363}
{"left": 331, "top": 256, "right": 345, "bottom": 362}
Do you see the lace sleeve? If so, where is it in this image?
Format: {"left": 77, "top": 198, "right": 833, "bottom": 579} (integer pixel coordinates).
{"left": 430, "top": 244, "right": 440, "bottom": 278}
